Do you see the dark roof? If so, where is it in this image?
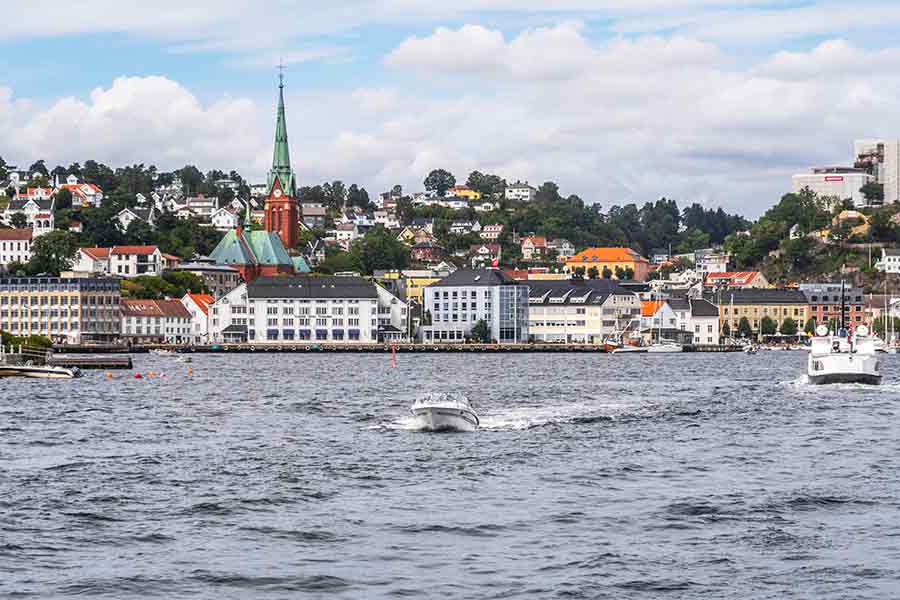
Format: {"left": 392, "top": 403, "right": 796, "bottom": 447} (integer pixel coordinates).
{"left": 665, "top": 297, "right": 718, "bottom": 317}
{"left": 709, "top": 288, "right": 808, "bottom": 305}
{"left": 428, "top": 269, "right": 519, "bottom": 287}
{"left": 528, "top": 278, "right": 637, "bottom": 305}
{"left": 884, "top": 248, "right": 900, "bottom": 257}
{"left": 248, "top": 275, "right": 377, "bottom": 299}
{"left": 222, "top": 324, "right": 248, "bottom": 334}
{"left": 8, "top": 197, "right": 53, "bottom": 211}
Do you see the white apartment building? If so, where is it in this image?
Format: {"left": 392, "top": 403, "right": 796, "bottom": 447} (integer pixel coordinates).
{"left": 528, "top": 279, "right": 642, "bottom": 344}
{"left": 180, "top": 293, "right": 215, "bottom": 344}
{"left": 120, "top": 298, "right": 192, "bottom": 343}
{"left": 209, "top": 275, "right": 381, "bottom": 343}
{"left": 0, "top": 229, "right": 33, "bottom": 272}
{"left": 374, "top": 283, "right": 409, "bottom": 341}
{"left": 109, "top": 246, "right": 163, "bottom": 277}
{"left": 422, "top": 269, "right": 529, "bottom": 344}
{"left": 505, "top": 182, "right": 536, "bottom": 202}
{"left": 791, "top": 167, "right": 874, "bottom": 207}
{"left": 855, "top": 139, "right": 900, "bottom": 204}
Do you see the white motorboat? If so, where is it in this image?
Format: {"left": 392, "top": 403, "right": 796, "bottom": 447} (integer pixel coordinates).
{"left": 0, "top": 364, "right": 80, "bottom": 379}
{"left": 808, "top": 324, "right": 880, "bottom": 385}
{"left": 647, "top": 340, "right": 683, "bottom": 353}
{"left": 410, "top": 394, "right": 479, "bottom": 432}
{"left": 744, "top": 344, "right": 758, "bottom": 355}
{"left": 611, "top": 345, "right": 648, "bottom": 354}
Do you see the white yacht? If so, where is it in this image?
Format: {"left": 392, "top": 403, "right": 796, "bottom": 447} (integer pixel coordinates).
{"left": 410, "top": 394, "right": 480, "bottom": 432}
{"left": 808, "top": 324, "right": 881, "bottom": 385}
{"left": 647, "top": 340, "right": 683, "bottom": 353}
{"left": 0, "top": 364, "right": 80, "bottom": 379}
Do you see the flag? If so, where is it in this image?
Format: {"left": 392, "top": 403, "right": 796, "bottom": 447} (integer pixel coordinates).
{"left": 491, "top": 245, "right": 501, "bottom": 268}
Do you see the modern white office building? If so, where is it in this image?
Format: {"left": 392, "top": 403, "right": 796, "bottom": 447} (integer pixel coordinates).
{"left": 791, "top": 167, "right": 874, "bottom": 207}
{"left": 422, "top": 269, "right": 529, "bottom": 344}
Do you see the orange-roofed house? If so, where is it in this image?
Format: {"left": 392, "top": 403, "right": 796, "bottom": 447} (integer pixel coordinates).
{"left": 121, "top": 298, "right": 192, "bottom": 343}
{"left": 181, "top": 293, "right": 215, "bottom": 343}
{"left": 565, "top": 247, "right": 651, "bottom": 281}
{"left": 73, "top": 245, "right": 163, "bottom": 278}
{"left": 704, "top": 271, "right": 769, "bottom": 289}
{"left": 521, "top": 236, "right": 547, "bottom": 261}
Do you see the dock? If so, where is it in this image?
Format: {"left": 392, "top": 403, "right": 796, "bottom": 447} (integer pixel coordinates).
{"left": 48, "top": 354, "right": 133, "bottom": 370}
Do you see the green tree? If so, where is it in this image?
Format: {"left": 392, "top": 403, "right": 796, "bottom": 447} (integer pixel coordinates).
{"left": 351, "top": 225, "right": 410, "bottom": 275}
{"left": 587, "top": 266, "right": 599, "bottom": 279}
{"left": 55, "top": 188, "right": 74, "bottom": 211}
{"left": 5, "top": 260, "right": 28, "bottom": 276}
{"left": 28, "top": 230, "right": 79, "bottom": 275}
{"left": 804, "top": 317, "right": 817, "bottom": 335}
{"left": 737, "top": 317, "right": 752, "bottom": 339}
{"left": 760, "top": 315, "right": 777, "bottom": 336}
{"left": 873, "top": 316, "right": 900, "bottom": 337}
{"left": 722, "top": 322, "right": 731, "bottom": 337}
{"left": 317, "top": 249, "right": 363, "bottom": 274}
{"left": 602, "top": 266, "right": 613, "bottom": 279}
{"left": 28, "top": 160, "right": 48, "bottom": 176}
{"left": 779, "top": 317, "right": 798, "bottom": 336}
{"left": 470, "top": 319, "right": 491, "bottom": 343}
{"left": 0, "top": 155, "right": 8, "bottom": 182}
{"left": 424, "top": 169, "right": 456, "bottom": 197}
{"left": 860, "top": 182, "right": 884, "bottom": 205}
{"left": 622, "top": 266, "right": 635, "bottom": 280}
{"left": 176, "top": 165, "right": 204, "bottom": 195}
{"left": 10, "top": 213, "right": 27, "bottom": 229}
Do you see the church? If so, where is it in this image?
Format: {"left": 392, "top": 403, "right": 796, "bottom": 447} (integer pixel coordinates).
{"left": 209, "top": 74, "right": 309, "bottom": 282}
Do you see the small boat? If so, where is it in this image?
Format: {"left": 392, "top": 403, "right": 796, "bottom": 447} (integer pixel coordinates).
{"left": 808, "top": 324, "right": 880, "bottom": 385}
{"left": 744, "top": 344, "right": 758, "bottom": 355}
{"left": 647, "top": 340, "right": 683, "bottom": 353}
{"left": 410, "top": 393, "right": 479, "bottom": 432}
{"left": 0, "top": 364, "right": 80, "bottom": 379}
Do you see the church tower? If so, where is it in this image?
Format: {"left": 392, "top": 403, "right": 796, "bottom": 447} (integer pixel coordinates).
{"left": 263, "top": 71, "right": 299, "bottom": 249}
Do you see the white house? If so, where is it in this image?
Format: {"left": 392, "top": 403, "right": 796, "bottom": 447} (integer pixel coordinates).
{"left": 694, "top": 251, "right": 730, "bottom": 276}
{"left": 120, "top": 298, "right": 192, "bottom": 343}
{"left": 210, "top": 207, "right": 241, "bottom": 231}
{"left": 56, "top": 175, "right": 104, "bottom": 208}
{"left": 450, "top": 220, "right": 482, "bottom": 235}
{"left": 505, "top": 182, "right": 536, "bottom": 203}
{"left": 480, "top": 224, "right": 505, "bottom": 241}
{"left": 116, "top": 207, "right": 155, "bottom": 232}
{"left": 422, "top": 269, "right": 529, "bottom": 344}
{"left": 110, "top": 246, "right": 163, "bottom": 277}
{"left": 528, "top": 279, "right": 642, "bottom": 344}
{"left": 3, "top": 195, "right": 55, "bottom": 234}
{"left": 374, "top": 282, "right": 409, "bottom": 341}
{"left": 877, "top": 248, "right": 900, "bottom": 274}
{"left": 73, "top": 247, "right": 111, "bottom": 275}
{"left": 374, "top": 210, "right": 401, "bottom": 229}
{"left": 666, "top": 297, "right": 720, "bottom": 345}
{"left": 180, "top": 292, "right": 215, "bottom": 343}
{"left": 0, "top": 229, "right": 33, "bottom": 272}
{"left": 208, "top": 275, "right": 381, "bottom": 343}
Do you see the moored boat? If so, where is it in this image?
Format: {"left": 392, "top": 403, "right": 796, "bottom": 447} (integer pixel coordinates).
{"left": 0, "top": 364, "right": 80, "bottom": 379}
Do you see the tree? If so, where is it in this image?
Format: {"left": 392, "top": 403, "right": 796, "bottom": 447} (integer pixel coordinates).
{"left": 873, "top": 316, "right": 900, "bottom": 337}
{"left": 622, "top": 266, "right": 635, "bottom": 280}
{"left": 760, "top": 315, "right": 777, "bottom": 336}
{"left": 470, "top": 319, "right": 491, "bottom": 343}
{"left": 861, "top": 182, "right": 884, "bottom": 205}
{"left": 602, "top": 266, "right": 613, "bottom": 279}
{"left": 779, "top": 317, "right": 798, "bottom": 336}
{"left": 804, "top": 317, "right": 817, "bottom": 335}
{"left": 5, "top": 260, "right": 27, "bottom": 276}
{"left": 10, "top": 213, "right": 27, "bottom": 229}
{"left": 587, "top": 266, "right": 599, "bottom": 279}
{"left": 424, "top": 169, "right": 456, "bottom": 197}
{"left": 466, "top": 171, "right": 505, "bottom": 197}
{"left": 346, "top": 184, "right": 370, "bottom": 209}
{"left": 55, "top": 188, "right": 74, "bottom": 211}
{"left": 737, "top": 317, "right": 752, "bottom": 339}
{"left": 28, "top": 230, "right": 79, "bottom": 275}
{"left": 176, "top": 165, "right": 204, "bottom": 195}
{"left": 351, "top": 225, "right": 409, "bottom": 274}
{"left": 722, "top": 322, "right": 731, "bottom": 337}
{"left": 28, "top": 160, "right": 48, "bottom": 176}
{"left": 0, "top": 155, "right": 8, "bottom": 182}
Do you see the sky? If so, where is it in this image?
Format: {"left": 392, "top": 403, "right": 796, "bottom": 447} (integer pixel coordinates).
{"left": 3, "top": 0, "right": 900, "bottom": 217}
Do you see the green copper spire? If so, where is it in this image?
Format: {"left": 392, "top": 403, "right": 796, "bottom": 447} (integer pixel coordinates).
{"left": 266, "top": 69, "right": 296, "bottom": 197}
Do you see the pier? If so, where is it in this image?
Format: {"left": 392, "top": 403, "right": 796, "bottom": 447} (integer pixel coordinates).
{"left": 48, "top": 354, "right": 134, "bottom": 370}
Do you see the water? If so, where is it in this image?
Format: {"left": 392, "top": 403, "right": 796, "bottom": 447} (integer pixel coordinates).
{"left": 2, "top": 351, "right": 900, "bottom": 599}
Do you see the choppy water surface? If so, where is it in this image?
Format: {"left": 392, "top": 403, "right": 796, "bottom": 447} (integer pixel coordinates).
{"left": 2, "top": 351, "right": 900, "bottom": 599}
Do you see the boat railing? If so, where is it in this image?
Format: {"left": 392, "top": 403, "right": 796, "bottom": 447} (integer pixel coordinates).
{"left": 0, "top": 345, "right": 51, "bottom": 366}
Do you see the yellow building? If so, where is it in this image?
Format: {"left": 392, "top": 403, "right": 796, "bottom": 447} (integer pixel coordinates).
{"left": 717, "top": 288, "right": 808, "bottom": 340}
{"left": 565, "top": 247, "right": 651, "bottom": 281}
{"left": 373, "top": 270, "right": 444, "bottom": 306}
{"left": 0, "top": 275, "right": 121, "bottom": 344}
{"left": 449, "top": 186, "right": 482, "bottom": 201}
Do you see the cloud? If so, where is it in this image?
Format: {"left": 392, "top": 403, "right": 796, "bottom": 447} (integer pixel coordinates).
{"left": 2, "top": 76, "right": 263, "bottom": 172}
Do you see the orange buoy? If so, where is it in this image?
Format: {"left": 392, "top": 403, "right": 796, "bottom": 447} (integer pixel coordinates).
{"left": 106, "top": 372, "right": 113, "bottom": 379}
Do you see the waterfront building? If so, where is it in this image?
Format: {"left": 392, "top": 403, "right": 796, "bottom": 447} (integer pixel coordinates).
{"left": 791, "top": 166, "right": 874, "bottom": 208}
{"left": 799, "top": 283, "right": 866, "bottom": 327}
{"left": 209, "top": 275, "right": 381, "bottom": 343}
{"left": 0, "top": 276, "right": 120, "bottom": 344}
{"left": 120, "top": 298, "right": 192, "bottom": 344}
{"left": 374, "top": 282, "right": 409, "bottom": 342}
{"left": 527, "top": 279, "right": 641, "bottom": 344}
{"left": 422, "top": 269, "right": 529, "bottom": 344}
{"left": 564, "top": 247, "right": 652, "bottom": 281}
{"left": 0, "top": 229, "right": 33, "bottom": 272}
{"left": 715, "top": 288, "right": 808, "bottom": 340}
{"left": 664, "top": 297, "right": 721, "bottom": 345}
{"left": 181, "top": 293, "right": 215, "bottom": 343}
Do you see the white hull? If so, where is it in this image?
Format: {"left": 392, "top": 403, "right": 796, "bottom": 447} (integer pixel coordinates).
{"left": 647, "top": 343, "right": 682, "bottom": 353}
{"left": 611, "top": 346, "right": 647, "bottom": 354}
{"left": 410, "top": 405, "right": 479, "bottom": 432}
{"left": 0, "top": 365, "right": 79, "bottom": 379}
{"left": 808, "top": 352, "right": 880, "bottom": 385}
